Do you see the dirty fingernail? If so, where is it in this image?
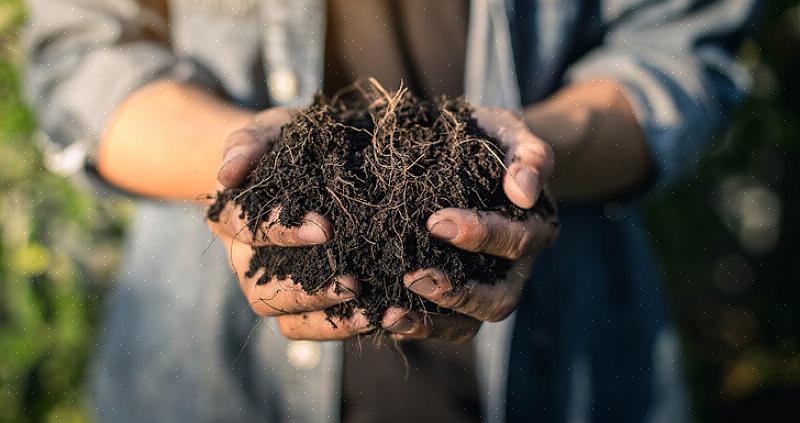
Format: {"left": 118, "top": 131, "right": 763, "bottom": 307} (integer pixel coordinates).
{"left": 407, "top": 275, "right": 437, "bottom": 296}
{"left": 352, "top": 312, "right": 371, "bottom": 330}
{"left": 297, "top": 223, "right": 328, "bottom": 244}
{"left": 513, "top": 167, "right": 539, "bottom": 201}
{"left": 387, "top": 316, "right": 415, "bottom": 334}
{"left": 430, "top": 219, "right": 459, "bottom": 241}
{"left": 327, "top": 283, "right": 356, "bottom": 301}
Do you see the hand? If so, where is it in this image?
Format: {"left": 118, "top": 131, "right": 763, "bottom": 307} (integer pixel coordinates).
{"left": 382, "top": 107, "right": 559, "bottom": 343}
{"left": 208, "top": 108, "right": 374, "bottom": 340}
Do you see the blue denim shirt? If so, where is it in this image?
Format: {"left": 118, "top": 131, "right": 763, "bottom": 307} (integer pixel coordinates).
{"left": 24, "top": 0, "right": 758, "bottom": 421}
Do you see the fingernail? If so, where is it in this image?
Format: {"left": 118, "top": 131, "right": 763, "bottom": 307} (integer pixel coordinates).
{"left": 217, "top": 153, "right": 244, "bottom": 182}
{"left": 218, "top": 147, "right": 249, "bottom": 185}
{"left": 297, "top": 222, "right": 328, "bottom": 244}
{"left": 221, "top": 145, "right": 248, "bottom": 168}
{"left": 327, "top": 282, "right": 356, "bottom": 301}
{"left": 387, "top": 316, "right": 415, "bottom": 334}
{"left": 352, "top": 312, "right": 371, "bottom": 330}
{"left": 430, "top": 219, "right": 459, "bottom": 241}
{"left": 407, "top": 275, "right": 437, "bottom": 296}
{"left": 513, "top": 167, "right": 539, "bottom": 202}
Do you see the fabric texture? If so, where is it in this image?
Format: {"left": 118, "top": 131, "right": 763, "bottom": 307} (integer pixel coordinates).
{"left": 322, "top": 2, "right": 482, "bottom": 422}
{"left": 324, "top": 0, "right": 469, "bottom": 99}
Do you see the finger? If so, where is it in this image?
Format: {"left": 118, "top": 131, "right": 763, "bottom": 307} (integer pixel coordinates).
{"left": 209, "top": 201, "right": 332, "bottom": 246}
{"left": 217, "top": 229, "right": 356, "bottom": 316}
{"left": 382, "top": 307, "right": 481, "bottom": 344}
{"left": 427, "top": 208, "right": 551, "bottom": 260}
{"left": 217, "top": 128, "right": 270, "bottom": 188}
{"left": 473, "top": 107, "right": 554, "bottom": 208}
{"left": 277, "top": 309, "right": 374, "bottom": 341}
{"left": 218, "top": 108, "right": 294, "bottom": 188}
{"left": 403, "top": 268, "right": 528, "bottom": 322}
{"left": 247, "top": 275, "right": 359, "bottom": 316}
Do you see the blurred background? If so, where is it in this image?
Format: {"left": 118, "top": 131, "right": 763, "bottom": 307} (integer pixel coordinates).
{"left": 0, "top": 1, "right": 797, "bottom": 421}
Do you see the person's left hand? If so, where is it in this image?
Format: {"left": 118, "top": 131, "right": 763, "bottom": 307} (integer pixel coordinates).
{"left": 380, "top": 107, "right": 560, "bottom": 343}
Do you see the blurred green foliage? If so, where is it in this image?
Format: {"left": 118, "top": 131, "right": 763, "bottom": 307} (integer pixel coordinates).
{"left": 0, "top": 1, "right": 129, "bottom": 421}
{"left": 0, "top": 0, "right": 798, "bottom": 422}
{"left": 645, "top": 1, "right": 800, "bottom": 421}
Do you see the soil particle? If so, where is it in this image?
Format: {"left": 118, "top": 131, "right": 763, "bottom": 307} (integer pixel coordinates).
{"left": 209, "top": 81, "right": 554, "bottom": 324}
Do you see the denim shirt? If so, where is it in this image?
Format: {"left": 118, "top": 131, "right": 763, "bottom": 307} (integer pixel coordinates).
{"left": 24, "top": 0, "right": 758, "bottom": 422}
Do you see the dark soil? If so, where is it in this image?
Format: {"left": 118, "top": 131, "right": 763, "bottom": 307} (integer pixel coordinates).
{"left": 208, "top": 81, "right": 554, "bottom": 325}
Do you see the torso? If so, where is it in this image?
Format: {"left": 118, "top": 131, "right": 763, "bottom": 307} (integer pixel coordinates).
{"left": 322, "top": 1, "right": 481, "bottom": 422}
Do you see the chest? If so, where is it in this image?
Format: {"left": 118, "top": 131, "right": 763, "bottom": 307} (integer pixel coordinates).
{"left": 161, "top": 0, "right": 595, "bottom": 106}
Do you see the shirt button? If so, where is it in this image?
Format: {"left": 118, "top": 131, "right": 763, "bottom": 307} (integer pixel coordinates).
{"left": 268, "top": 69, "right": 299, "bottom": 103}
{"left": 286, "top": 340, "right": 321, "bottom": 370}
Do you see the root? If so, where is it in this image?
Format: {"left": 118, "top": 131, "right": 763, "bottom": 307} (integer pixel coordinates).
{"left": 206, "top": 79, "right": 547, "bottom": 327}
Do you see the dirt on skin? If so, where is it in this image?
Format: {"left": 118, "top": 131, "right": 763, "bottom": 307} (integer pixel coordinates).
{"left": 208, "top": 80, "right": 555, "bottom": 325}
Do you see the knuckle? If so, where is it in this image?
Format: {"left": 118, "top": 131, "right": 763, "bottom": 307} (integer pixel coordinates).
{"left": 486, "top": 297, "right": 517, "bottom": 322}
{"left": 473, "top": 229, "right": 493, "bottom": 253}
{"left": 508, "top": 226, "right": 533, "bottom": 260}
{"left": 224, "top": 127, "right": 256, "bottom": 151}
{"left": 465, "top": 218, "right": 492, "bottom": 252}
{"left": 497, "top": 108, "right": 518, "bottom": 123}
{"left": 462, "top": 299, "right": 487, "bottom": 320}
{"left": 486, "top": 307, "right": 513, "bottom": 323}
{"left": 441, "top": 286, "right": 472, "bottom": 311}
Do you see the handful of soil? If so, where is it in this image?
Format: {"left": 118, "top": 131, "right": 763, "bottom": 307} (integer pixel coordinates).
{"left": 208, "top": 81, "right": 553, "bottom": 325}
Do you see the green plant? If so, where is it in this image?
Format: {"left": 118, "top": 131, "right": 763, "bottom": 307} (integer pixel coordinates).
{"left": 0, "top": 2, "right": 129, "bottom": 421}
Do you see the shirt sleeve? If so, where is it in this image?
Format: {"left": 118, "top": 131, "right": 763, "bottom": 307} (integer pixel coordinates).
{"left": 23, "top": 0, "right": 221, "bottom": 177}
{"left": 565, "top": 0, "right": 759, "bottom": 192}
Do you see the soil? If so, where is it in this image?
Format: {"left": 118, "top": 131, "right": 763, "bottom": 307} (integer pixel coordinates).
{"left": 208, "top": 81, "right": 555, "bottom": 325}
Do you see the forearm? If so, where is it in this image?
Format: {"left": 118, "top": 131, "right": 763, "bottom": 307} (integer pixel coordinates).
{"left": 97, "top": 80, "right": 254, "bottom": 200}
{"left": 523, "top": 80, "right": 652, "bottom": 202}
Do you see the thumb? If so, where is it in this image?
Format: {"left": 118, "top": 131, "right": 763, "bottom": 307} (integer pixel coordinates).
{"left": 217, "top": 128, "right": 269, "bottom": 188}
{"left": 473, "top": 107, "right": 554, "bottom": 209}
{"left": 217, "top": 107, "right": 295, "bottom": 188}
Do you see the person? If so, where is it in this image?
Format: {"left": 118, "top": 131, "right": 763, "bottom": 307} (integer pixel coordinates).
{"left": 24, "top": 0, "right": 758, "bottom": 421}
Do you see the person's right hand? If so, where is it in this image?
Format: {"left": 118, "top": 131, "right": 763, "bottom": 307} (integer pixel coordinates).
{"left": 207, "top": 107, "right": 374, "bottom": 340}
